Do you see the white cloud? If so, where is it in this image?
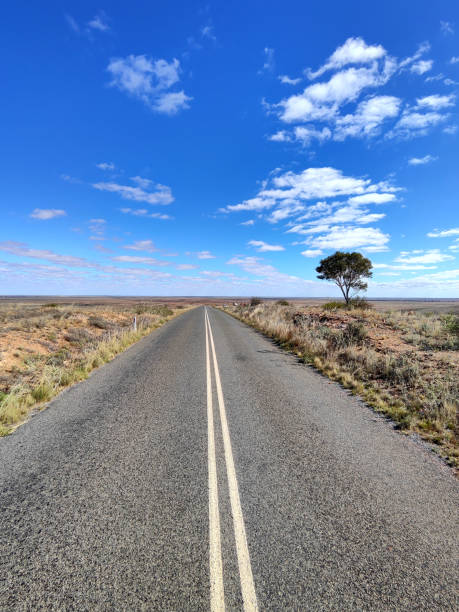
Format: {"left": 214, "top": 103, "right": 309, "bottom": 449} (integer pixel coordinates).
{"left": 279, "top": 64, "right": 392, "bottom": 124}
{"left": 107, "top": 55, "right": 191, "bottom": 114}
{"left": 306, "top": 37, "right": 386, "bottom": 79}
{"left": 93, "top": 178, "right": 173, "bottom": 205}
{"left": 30, "top": 208, "right": 66, "bottom": 220}
{"left": 416, "top": 94, "right": 455, "bottom": 110}
{"left": 201, "top": 24, "right": 216, "bottom": 42}
{"left": 395, "top": 249, "right": 454, "bottom": 264}
{"left": 451, "top": 57, "right": 459, "bottom": 64}
{"left": 241, "top": 219, "right": 255, "bottom": 226}
{"left": 334, "top": 95, "right": 401, "bottom": 140}
{"left": 410, "top": 59, "right": 433, "bottom": 75}
{"left": 260, "top": 47, "right": 275, "bottom": 72}
{"left": 248, "top": 240, "right": 285, "bottom": 252}
{"left": 269, "top": 130, "right": 291, "bottom": 142}
{"left": 88, "top": 13, "right": 110, "bottom": 32}
{"left": 197, "top": 250, "right": 215, "bottom": 259}
{"left": 124, "top": 240, "right": 157, "bottom": 252}
{"left": 388, "top": 111, "right": 448, "bottom": 138}
{"left": 374, "top": 263, "right": 436, "bottom": 271}
{"left": 224, "top": 166, "right": 397, "bottom": 216}
{"left": 305, "top": 226, "right": 390, "bottom": 250}
{"left": 279, "top": 75, "right": 301, "bottom": 85}
{"left": 398, "top": 42, "right": 431, "bottom": 70}
{"left": 440, "top": 21, "right": 454, "bottom": 35}
{"left": 120, "top": 208, "right": 172, "bottom": 220}
{"left": 96, "top": 162, "right": 115, "bottom": 171}
{"left": 427, "top": 228, "right": 459, "bottom": 238}
{"left": 348, "top": 193, "right": 396, "bottom": 205}
{"left": 408, "top": 154, "right": 437, "bottom": 165}
{"left": 112, "top": 255, "right": 170, "bottom": 266}
{"left": 301, "top": 249, "right": 323, "bottom": 258}
{"left": 294, "top": 126, "right": 332, "bottom": 145}
{"left": 443, "top": 124, "right": 458, "bottom": 134}
{"left": 176, "top": 263, "right": 198, "bottom": 270}
{"left": 0, "top": 241, "right": 91, "bottom": 267}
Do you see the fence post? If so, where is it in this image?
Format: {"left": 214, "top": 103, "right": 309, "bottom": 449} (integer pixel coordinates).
{"left": 133, "top": 316, "right": 137, "bottom": 331}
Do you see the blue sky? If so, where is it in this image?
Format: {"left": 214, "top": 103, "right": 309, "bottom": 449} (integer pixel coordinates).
{"left": 2, "top": 1, "right": 459, "bottom": 297}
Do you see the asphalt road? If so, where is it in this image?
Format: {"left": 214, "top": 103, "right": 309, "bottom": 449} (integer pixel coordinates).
{"left": 1, "top": 306, "right": 457, "bottom": 611}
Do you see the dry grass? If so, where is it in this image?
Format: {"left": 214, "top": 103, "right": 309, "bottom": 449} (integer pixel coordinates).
{"left": 0, "top": 301, "right": 187, "bottom": 435}
{"left": 224, "top": 302, "right": 459, "bottom": 469}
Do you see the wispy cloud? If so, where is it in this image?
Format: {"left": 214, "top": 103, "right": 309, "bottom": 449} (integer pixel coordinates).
{"left": 96, "top": 162, "right": 115, "bottom": 171}
{"left": 248, "top": 240, "right": 285, "bottom": 252}
{"left": 30, "top": 208, "right": 66, "bottom": 220}
{"left": 112, "top": 255, "right": 170, "bottom": 266}
{"left": 197, "top": 250, "right": 216, "bottom": 259}
{"left": 278, "top": 75, "right": 301, "bottom": 85}
{"left": 107, "top": 55, "right": 192, "bottom": 114}
{"left": 260, "top": 47, "right": 275, "bottom": 73}
{"left": 427, "top": 228, "right": 459, "bottom": 238}
{"left": 410, "top": 59, "right": 433, "bottom": 75}
{"left": 93, "top": 177, "right": 173, "bottom": 205}
{"left": 408, "top": 154, "right": 437, "bottom": 165}
{"left": 440, "top": 21, "right": 454, "bottom": 35}
{"left": 88, "top": 12, "right": 110, "bottom": 32}
{"left": 120, "top": 208, "right": 173, "bottom": 220}
{"left": 0, "top": 241, "right": 92, "bottom": 267}
{"left": 395, "top": 249, "right": 454, "bottom": 264}
{"left": 123, "top": 240, "right": 158, "bottom": 252}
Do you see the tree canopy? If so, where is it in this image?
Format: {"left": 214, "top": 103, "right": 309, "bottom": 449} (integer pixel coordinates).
{"left": 316, "top": 251, "right": 372, "bottom": 304}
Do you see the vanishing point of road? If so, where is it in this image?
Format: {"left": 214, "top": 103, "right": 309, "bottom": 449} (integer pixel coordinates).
{"left": 1, "top": 306, "right": 457, "bottom": 610}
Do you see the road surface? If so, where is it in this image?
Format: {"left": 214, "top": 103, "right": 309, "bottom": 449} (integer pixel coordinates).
{"left": 1, "top": 306, "right": 457, "bottom": 610}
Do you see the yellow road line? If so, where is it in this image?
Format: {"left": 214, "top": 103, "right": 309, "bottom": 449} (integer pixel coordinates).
{"left": 205, "top": 309, "right": 225, "bottom": 612}
{"left": 205, "top": 309, "right": 259, "bottom": 612}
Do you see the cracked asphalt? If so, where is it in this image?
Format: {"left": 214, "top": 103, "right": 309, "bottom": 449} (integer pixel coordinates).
{"left": 1, "top": 306, "right": 457, "bottom": 610}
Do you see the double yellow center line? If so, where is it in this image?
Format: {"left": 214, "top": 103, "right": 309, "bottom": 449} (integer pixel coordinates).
{"left": 205, "top": 308, "right": 258, "bottom": 612}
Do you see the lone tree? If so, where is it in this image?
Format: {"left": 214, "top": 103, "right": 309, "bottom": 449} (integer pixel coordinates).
{"left": 316, "top": 251, "right": 372, "bottom": 305}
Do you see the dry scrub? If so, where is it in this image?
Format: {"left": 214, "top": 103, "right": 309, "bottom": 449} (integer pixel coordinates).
{"left": 0, "top": 302, "right": 186, "bottom": 434}
{"left": 225, "top": 302, "right": 458, "bottom": 468}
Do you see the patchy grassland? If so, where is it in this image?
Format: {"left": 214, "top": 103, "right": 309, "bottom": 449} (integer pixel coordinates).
{"left": 224, "top": 301, "right": 458, "bottom": 469}
{"left": 0, "top": 301, "right": 188, "bottom": 434}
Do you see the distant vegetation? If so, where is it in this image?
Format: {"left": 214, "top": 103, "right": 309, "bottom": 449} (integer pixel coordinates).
{"left": 316, "top": 251, "right": 373, "bottom": 305}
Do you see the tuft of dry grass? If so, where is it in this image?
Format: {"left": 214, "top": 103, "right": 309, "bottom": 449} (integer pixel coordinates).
{"left": 225, "top": 302, "right": 458, "bottom": 469}
{"left": 0, "top": 302, "right": 188, "bottom": 435}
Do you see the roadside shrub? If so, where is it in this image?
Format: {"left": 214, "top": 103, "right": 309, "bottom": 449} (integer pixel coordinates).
{"left": 88, "top": 315, "right": 110, "bottom": 329}
{"left": 250, "top": 297, "right": 262, "bottom": 306}
{"left": 276, "top": 300, "right": 290, "bottom": 306}
{"left": 64, "top": 327, "right": 93, "bottom": 345}
{"left": 349, "top": 297, "right": 373, "bottom": 310}
{"left": 323, "top": 301, "right": 347, "bottom": 311}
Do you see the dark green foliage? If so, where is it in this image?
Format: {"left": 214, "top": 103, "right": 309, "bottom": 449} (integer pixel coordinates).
{"left": 316, "top": 251, "right": 373, "bottom": 304}
{"left": 250, "top": 297, "right": 262, "bottom": 306}
{"left": 276, "top": 300, "right": 289, "bottom": 306}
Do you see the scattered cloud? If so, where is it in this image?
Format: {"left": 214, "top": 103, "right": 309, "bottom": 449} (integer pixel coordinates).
{"left": 248, "top": 240, "right": 285, "bottom": 252}
{"left": 240, "top": 219, "right": 255, "bottom": 226}
{"left": 301, "top": 249, "right": 323, "bottom": 258}
{"left": 123, "top": 240, "right": 158, "bottom": 252}
{"left": 408, "top": 154, "right": 437, "bottom": 165}
{"left": 112, "top": 255, "right": 170, "bottom": 266}
{"left": 65, "top": 14, "right": 80, "bottom": 33}
{"left": 427, "top": 228, "right": 459, "bottom": 238}
{"left": 300, "top": 226, "right": 390, "bottom": 251}
{"left": 93, "top": 177, "right": 173, "bottom": 205}
{"left": 410, "top": 59, "right": 433, "bottom": 75}
{"left": 305, "top": 37, "right": 386, "bottom": 80}
{"left": 96, "top": 162, "right": 115, "bottom": 171}
{"left": 197, "top": 250, "right": 216, "bottom": 259}
{"left": 176, "top": 264, "right": 198, "bottom": 270}
{"left": 260, "top": 47, "right": 275, "bottom": 73}
{"left": 201, "top": 24, "right": 216, "bottom": 42}
{"left": 395, "top": 249, "right": 454, "bottom": 264}
{"left": 416, "top": 94, "right": 455, "bottom": 110}
{"left": 88, "top": 12, "right": 110, "bottom": 32}
{"left": 440, "top": 21, "right": 454, "bottom": 35}
{"left": 120, "top": 208, "right": 173, "bottom": 220}
{"left": 30, "top": 208, "right": 66, "bottom": 220}
{"left": 334, "top": 95, "right": 401, "bottom": 140}
{"left": 0, "top": 241, "right": 91, "bottom": 267}
{"left": 443, "top": 124, "right": 458, "bottom": 134}
{"left": 279, "top": 75, "right": 301, "bottom": 85}
{"left": 451, "top": 57, "right": 459, "bottom": 64}
{"left": 107, "top": 55, "right": 191, "bottom": 114}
